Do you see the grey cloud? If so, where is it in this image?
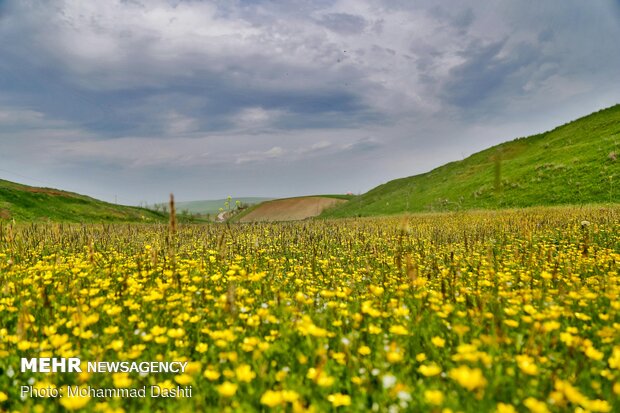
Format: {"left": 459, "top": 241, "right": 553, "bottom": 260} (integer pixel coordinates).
{"left": 342, "top": 137, "right": 383, "bottom": 153}
{"left": 297, "top": 141, "right": 333, "bottom": 156}
{"left": 428, "top": 5, "right": 474, "bottom": 32}
{"left": 440, "top": 39, "right": 541, "bottom": 108}
{"left": 453, "top": 8, "right": 474, "bottom": 31}
{"left": 537, "top": 28, "right": 554, "bottom": 43}
{"left": 235, "top": 146, "right": 286, "bottom": 165}
{"left": 316, "top": 13, "right": 367, "bottom": 35}
{"left": 0, "top": 0, "right": 384, "bottom": 137}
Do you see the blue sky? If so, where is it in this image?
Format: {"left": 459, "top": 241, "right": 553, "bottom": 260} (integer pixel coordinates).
{"left": 1, "top": 0, "right": 619, "bottom": 205}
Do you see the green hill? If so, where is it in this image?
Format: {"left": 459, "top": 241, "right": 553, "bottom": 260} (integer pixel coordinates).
{"left": 323, "top": 105, "right": 620, "bottom": 218}
{"left": 0, "top": 179, "right": 166, "bottom": 223}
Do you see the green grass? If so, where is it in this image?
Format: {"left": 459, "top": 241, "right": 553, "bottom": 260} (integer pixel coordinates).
{"left": 323, "top": 104, "right": 620, "bottom": 218}
{"left": 0, "top": 179, "right": 167, "bottom": 223}
{"left": 310, "top": 194, "right": 357, "bottom": 201}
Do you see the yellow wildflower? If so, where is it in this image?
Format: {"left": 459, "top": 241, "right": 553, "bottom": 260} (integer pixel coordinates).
{"left": 386, "top": 350, "right": 404, "bottom": 363}
{"left": 496, "top": 403, "right": 517, "bottom": 413}
{"left": 418, "top": 364, "right": 442, "bottom": 377}
{"left": 59, "top": 387, "right": 91, "bottom": 410}
{"left": 389, "top": 325, "right": 408, "bottom": 335}
{"left": 358, "top": 346, "right": 371, "bottom": 355}
{"left": 523, "top": 397, "right": 549, "bottom": 413}
{"left": 261, "top": 390, "right": 284, "bottom": 407}
{"left": 448, "top": 366, "right": 487, "bottom": 391}
{"left": 327, "top": 393, "right": 351, "bottom": 407}
{"left": 431, "top": 336, "right": 446, "bottom": 347}
{"left": 516, "top": 354, "right": 538, "bottom": 375}
{"left": 174, "top": 374, "right": 193, "bottom": 385}
{"left": 585, "top": 346, "right": 604, "bottom": 361}
{"left": 195, "top": 343, "right": 209, "bottom": 353}
{"left": 203, "top": 368, "right": 220, "bottom": 381}
{"left": 216, "top": 382, "right": 238, "bottom": 397}
{"left": 424, "top": 389, "right": 444, "bottom": 405}
{"left": 112, "top": 373, "right": 132, "bottom": 388}
{"left": 235, "top": 364, "right": 256, "bottom": 383}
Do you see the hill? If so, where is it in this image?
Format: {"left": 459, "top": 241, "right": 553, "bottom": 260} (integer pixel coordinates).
{"left": 232, "top": 195, "right": 352, "bottom": 222}
{"left": 322, "top": 105, "right": 620, "bottom": 218}
{"left": 0, "top": 179, "right": 166, "bottom": 223}
{"left": 155, "top": 197, "right": 274, "bottom": 216}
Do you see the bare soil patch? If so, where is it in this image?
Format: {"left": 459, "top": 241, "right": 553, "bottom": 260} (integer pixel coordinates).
{"left": 238, "top": 197, "right": 346, "bottom": 222}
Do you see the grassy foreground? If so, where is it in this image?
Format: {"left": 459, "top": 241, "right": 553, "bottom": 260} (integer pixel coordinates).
{"left": 324, "top": 105, "right": 620, "bottom": 218}
{"left": 0, "top": 205, "right": 619, "bottom": 412}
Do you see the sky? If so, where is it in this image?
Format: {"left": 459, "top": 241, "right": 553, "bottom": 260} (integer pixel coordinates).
{"left": 1, "top": 0, "right": 619, "bottom": 205}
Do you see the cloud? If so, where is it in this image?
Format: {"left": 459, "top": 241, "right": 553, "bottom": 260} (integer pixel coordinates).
{"left": 163, "top": 111, "right": 200, "bottom": 136}
{"left": 236, "top": 146, "right": 286, "bottom": 165}
{"left": 0, "top": 0, "right": 619, "bottom": 203}
{"left": 316, "top": 13, "right": 367, "bottom": 35}
{"left": 0, "top": 108, "right": 47, "bottom": 127}
{"left": 440, "top": 39, "right": 540, "bottom": 107}
{"left": 233, "top": 107, "right": 289, "bottom": 132}
{"left": 0, "top": 0, "right": 383, "bottom": 136}
{"left": 297, "top": 140, "right": 333, "bottom": 155}
{"left": 342, "top": 137, "right": 383, "bottom": 153}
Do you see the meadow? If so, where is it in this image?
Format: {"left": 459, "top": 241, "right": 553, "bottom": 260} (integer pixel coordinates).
{"left": 0, "top": 205, "right": 619, "bottom": 412}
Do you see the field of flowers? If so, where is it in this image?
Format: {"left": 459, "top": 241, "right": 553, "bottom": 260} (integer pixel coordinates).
{"left": 1, "top": 206, "right": 619, "bottom": 412}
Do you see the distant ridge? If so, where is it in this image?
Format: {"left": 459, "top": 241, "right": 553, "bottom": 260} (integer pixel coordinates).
{"left": 322, "top": 104, "right": 620, "bottom": 218}
{"left": 156, "top": 197, "right": 274, "bottom": 216}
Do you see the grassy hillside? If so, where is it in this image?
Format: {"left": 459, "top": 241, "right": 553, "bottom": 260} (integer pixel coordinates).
{"left": 0, "top": 179, "right": 166, "bottom": 223}
{"left": 323, "top": 105, "right": 620, "bottom": 218}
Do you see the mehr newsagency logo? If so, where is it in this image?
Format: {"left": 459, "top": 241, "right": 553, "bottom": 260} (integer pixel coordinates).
{"left": 19, "top": 357, "right": 193, "bottom": 399}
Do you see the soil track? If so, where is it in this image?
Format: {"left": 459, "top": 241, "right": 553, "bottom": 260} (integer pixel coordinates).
{"left": 238, "top": 197, "right": 346, "bottom": 222}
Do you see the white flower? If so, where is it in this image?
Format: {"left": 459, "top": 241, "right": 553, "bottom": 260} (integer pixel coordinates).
{"left": 382, "top": 374, "right": 397, "bottom": 388}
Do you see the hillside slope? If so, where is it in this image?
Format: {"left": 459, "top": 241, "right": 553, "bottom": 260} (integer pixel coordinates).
{"left": 0, "top": 179, "right": 166, "bottom": 223}
{"left": 233, "top": 196, "right": 350, "bottom": 222}
{"left": 323, "top": 105, "right": 620, "bottom": 218}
